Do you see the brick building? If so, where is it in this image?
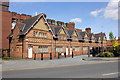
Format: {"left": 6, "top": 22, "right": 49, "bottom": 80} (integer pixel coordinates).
{"left": 8, "top": 13, "right": 107, "bottom": 59}
{"left": 0, "top": 1, "right": 31, "bottom": 54}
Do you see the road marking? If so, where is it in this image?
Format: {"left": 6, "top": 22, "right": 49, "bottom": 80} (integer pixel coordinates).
{"left": 1, "top": 60, "right": 119, "bottom": 71}
{"left": 102, "top": 72, "right": 119, "bottom": 76}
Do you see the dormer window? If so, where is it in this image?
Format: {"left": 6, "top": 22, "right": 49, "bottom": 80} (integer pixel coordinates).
{"left": 52, "top": 22, "right": 55, "bottom": 25}
{"left": 63, "top": 23, "right": 66, "bottom": 27}
{"left": 51, "top": 20, "right": 55, "bottom": 25}
{"left": 48, "top": 21, "right": 51, "bottom": 24}
{"left": 55, "top": 21, "right": 57, "bottom": 25}
{"left": 58, "top": 23, "right": 61, "bottom": 26}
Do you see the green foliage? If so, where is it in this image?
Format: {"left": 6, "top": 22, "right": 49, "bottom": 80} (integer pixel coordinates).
{"left": 97, "top": 51, "right": 114, "bottom": 57}
{"left": 109, "top": 32, "right": 115, "bottom": 41}
{"left": 113, "top": 45, "right": 120, "bottom": 57}
{"left": 2, "top": 57, "right": 21, "bottom": 60}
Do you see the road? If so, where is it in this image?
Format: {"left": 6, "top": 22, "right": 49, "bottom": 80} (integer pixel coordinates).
{"left": 2, "top": 61, "right": 119, "bottom": 78}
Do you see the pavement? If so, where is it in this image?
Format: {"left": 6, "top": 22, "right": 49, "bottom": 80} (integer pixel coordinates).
{"left": 1, "top": 55, "right": 119, "bottom": 71}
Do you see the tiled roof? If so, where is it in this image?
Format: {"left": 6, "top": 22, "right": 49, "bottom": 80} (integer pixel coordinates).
{"left": 94, "top": 33, "right": 106, "bottom": 42}
{"left": 87, "top": 33, "right": 93, "bottom": 40}
{"left": 76, "top": 29, "right": 82, "bottom": 32}
{"left": 11, "top": 13, "right": 106, "bottom": 41}
{"left": 19, "top": 14, "right": 41, "bottom": 35}
{"left": 17, "top": 23, "right": 25, "bottom": 31}
{"left": 63, "top": 28, "right": 75, "bottom": 39}
{"left": 49, "top": 25, "right": 62, "bottom": 36}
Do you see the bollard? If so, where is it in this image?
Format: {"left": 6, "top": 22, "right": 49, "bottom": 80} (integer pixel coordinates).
{"left": 50, "top": 53, "right": 52, "bottom": 60}
{"left": 64, "top": 53, "right": 66, "bottom": 58}
{"left": 34, "top": 53, "right": 36, "bottom": 60}
{"left": 41, "top": 53, "right": 43, "bottom": 60}
{"left": 72, "top": 52, "right": 74, "bottom": 58}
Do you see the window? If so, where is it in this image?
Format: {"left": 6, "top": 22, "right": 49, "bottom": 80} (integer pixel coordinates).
{"left": 64, "top": 36, "right": 66, "bottom": 40}
{"left": 55, "top": 21, "right": 57, "bottom": 25}
{"left": 83, "top": 47, "right": 88, "bottom": 51}
{"left": 52, "top": 21, "right": 55, "bottom": 25}
{"left": 75, "top": 47, "right": 80, "bottom": 51}
{"left": 58, "top": 36, "right": 62, "bottom": 40}
{"left": 73, "top": 37, "right": 78, "bottom": 41}
{"left": 39, "top": 33, "right": 47, "bottom": 38}
{"left": 58, "top": 23, "right": 61, "bottom": 26}
{"left": 56, "top": 47, "right": 63, "bottom": 52}
{"left": 20, "top": 19, "right": 24, "bottom": 23}
{"left": 33, "top": 31, "right": 36, "bottom": 37}
{"left": 33, "top": 31, "right": 38, "bottom": 37}
{"left": 63, "top": 23, "right": 66, "bottom": 27}
{"left": 38, "top": 46, "right": 48, "bottom": 53}
{"left": 48, "top": 21, "right": 51, "bottom": 24}
{"left": 84, "top": 38, "right": 88, "bottom": 42}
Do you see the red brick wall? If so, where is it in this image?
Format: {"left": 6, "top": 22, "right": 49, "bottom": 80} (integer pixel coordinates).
{"left": 2, "top": 11, "right": 31, "bottom": 50}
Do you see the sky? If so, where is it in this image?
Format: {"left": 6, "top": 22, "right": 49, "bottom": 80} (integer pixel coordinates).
{"left": 9, "top": 0, "right": 119, "bottom": 40}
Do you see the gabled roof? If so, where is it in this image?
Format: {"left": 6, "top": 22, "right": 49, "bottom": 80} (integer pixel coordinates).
{"left": 11, "top": 13, "right": 106, "bottom": 41}
{"left": 87, "top": 33, "right": 94, "bottom": 40}
{"left": 81, "top": 32, "right": 87, "bottom": 39}
{"left": 49, "top": 25, "right": 62, "bottom": 36}
{"left": 76, "top": 31, "right": 88, "bottom": 41}
{"left": 100, "top": 33, "right": 106, "bottom": 41}
{"left": 76, "top": 31, "right": 83, "bottom": 40}
{"left": 94, "top": 35, "right": 100, "bottom": 42}
{"left": 19, "top": 14, "right": 41, "bottom": 35}
{"left": 94, "top": 33, "right": 106, "bottom": 42}
{"left": 63, "top": 28, "right": 75, "bottom": 39}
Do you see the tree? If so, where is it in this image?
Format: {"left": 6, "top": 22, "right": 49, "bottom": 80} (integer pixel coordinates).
{"left": 109, "top": 32, "right": 115, "bottom": 50}
{"left": 109, "top": 32, "right": 120, "bottom": 56}
{"left": 109, "top": 32, "right": 115, "bottom": 41}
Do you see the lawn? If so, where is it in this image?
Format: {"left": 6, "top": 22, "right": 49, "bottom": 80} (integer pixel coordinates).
{"left": 2, "top": 57, "right": 21, "bottom": 60}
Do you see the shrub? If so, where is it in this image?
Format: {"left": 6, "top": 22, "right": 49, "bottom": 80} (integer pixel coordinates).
{"left": 113, "top": 46, "right": 120, "bottom": 57}
{"left": 97, "top": 52, "right": 114, "bottom": 57}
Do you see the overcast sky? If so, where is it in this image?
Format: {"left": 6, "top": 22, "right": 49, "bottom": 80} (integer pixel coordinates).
{"left": 9, "top": 0, "right": 119, "bottom": 39}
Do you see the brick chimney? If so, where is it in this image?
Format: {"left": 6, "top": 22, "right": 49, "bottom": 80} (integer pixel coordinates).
{"left": 85, "top": 28, "right": 91, "bottom": 34}
{"left": 68, "top": 22, "right": 75, "bottom": 29}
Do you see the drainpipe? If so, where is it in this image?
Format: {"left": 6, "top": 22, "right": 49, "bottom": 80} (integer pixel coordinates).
{"left": 8, "top": 38, "right": 11, "bottom": 57}
{"left": 22, "top": 36, "right": 25, "bottom": 59}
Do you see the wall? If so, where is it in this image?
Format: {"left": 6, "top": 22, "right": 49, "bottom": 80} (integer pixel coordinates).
{"left": 2, "top": 11, "right": 31, "bottom": 50}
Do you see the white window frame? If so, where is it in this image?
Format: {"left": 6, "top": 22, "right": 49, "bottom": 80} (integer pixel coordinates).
{"left": 38, "top": 46, "right": 48, "bottom": 53}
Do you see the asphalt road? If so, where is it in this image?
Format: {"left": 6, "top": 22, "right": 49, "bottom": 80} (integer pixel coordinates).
{"left": 2, "top": 61, "right": 119, "bottom": 78}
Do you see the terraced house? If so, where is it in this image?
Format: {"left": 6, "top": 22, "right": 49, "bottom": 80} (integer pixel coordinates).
{"left": 8, "top": 13, "right": 107, "bottom": 59}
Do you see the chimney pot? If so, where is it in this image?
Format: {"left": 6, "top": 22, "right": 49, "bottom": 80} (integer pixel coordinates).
{"left": 85, "top": 28, "right": 91, "bottom": 34}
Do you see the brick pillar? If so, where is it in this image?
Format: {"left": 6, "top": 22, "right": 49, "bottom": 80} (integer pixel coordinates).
{"left": 51, "top": 38, "right": 54, "bottom": 58}
{"left": 23, "top": 40, "right": 28, "bottom": 59}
